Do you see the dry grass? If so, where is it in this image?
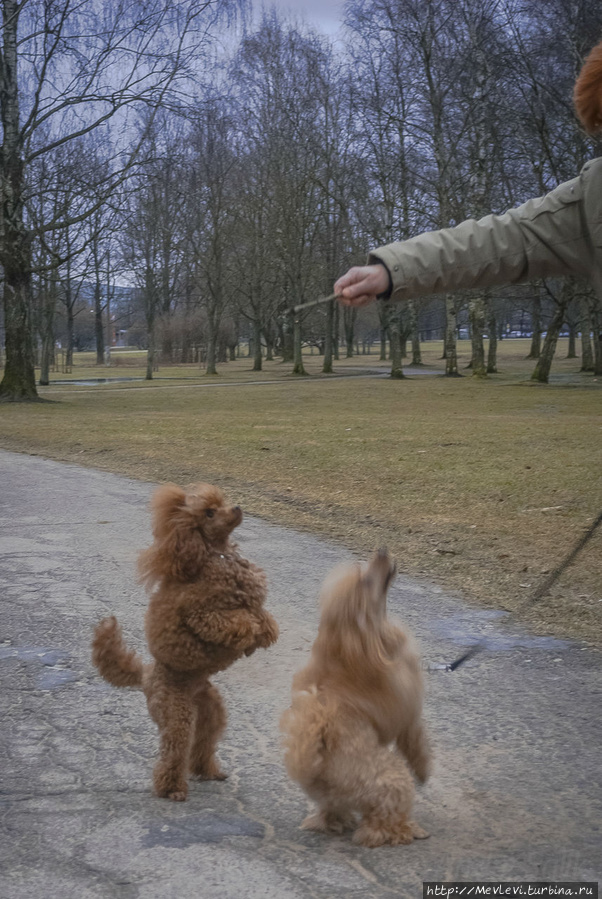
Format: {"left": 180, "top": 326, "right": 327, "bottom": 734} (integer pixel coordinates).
{"left": 1, "top": 339, "right": 601, "bottom": 644}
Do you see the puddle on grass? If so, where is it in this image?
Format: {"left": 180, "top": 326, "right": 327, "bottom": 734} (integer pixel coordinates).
{"left": 50, "top": 377, "right": 144, "bottom": 386}
{"left": 0, "top": 643, "right": 76, "bottom": 690}
{"left": 143, "top": 814, "right": 264, "bottom": 848}
{"left": 50, "top": 376, "right": 205, "bottom": 386}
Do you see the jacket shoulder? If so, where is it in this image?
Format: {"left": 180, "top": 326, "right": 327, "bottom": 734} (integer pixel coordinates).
{"left": 580, "top": 158, "right": 602, "bottom": 247}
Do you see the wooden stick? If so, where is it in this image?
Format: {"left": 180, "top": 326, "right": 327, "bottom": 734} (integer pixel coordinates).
{"left": 291, "top": 293, "right": 339, "bottom": 314}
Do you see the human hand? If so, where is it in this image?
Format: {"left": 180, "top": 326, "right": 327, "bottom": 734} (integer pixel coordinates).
{"left": 334, "top": 264, "right": 390, "bottom": 307}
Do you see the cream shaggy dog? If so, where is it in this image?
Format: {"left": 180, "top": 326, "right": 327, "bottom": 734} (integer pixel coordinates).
{"left": 281, "top": 549, "right": 431, "bottom": 847}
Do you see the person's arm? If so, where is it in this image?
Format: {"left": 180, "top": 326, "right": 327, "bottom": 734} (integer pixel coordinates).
{"left": 336, "top": 172, "right": 595, "bottom": 307}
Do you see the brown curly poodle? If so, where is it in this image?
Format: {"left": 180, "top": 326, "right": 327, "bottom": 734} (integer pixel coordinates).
{"left": 281, "top": 549, "right": 431, "bottom": 847}
{"left": 92, "top": 483, "right": 279, "bottom": 801}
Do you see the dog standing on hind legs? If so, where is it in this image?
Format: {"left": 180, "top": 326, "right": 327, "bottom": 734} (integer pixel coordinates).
{"left": 281, "top": 549, "right": 431, "bottom": 847}
{"left": 92, "top": 483, "right": 279, "bottom": 801}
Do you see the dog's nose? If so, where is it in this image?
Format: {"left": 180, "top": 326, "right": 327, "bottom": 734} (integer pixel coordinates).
{"left": 233, "top": 505, "right": 241, "bottom": 513}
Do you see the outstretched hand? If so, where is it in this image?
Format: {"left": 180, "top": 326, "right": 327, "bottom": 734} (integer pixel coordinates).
{"left": 334, "top": 264, "right": 390, "bottom": 308}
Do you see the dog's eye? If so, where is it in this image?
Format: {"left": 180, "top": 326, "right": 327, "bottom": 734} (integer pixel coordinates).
{"left": 205, "top": 509, "right": 215, "bottom": 518}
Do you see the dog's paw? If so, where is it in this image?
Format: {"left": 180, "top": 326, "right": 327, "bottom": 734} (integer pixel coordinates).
{"left": 409, "top": 821, "right": 429, "bottom": 840}
{"left": 353, "top": 820, "right": 415, "bottom": 847}
{"left": 301, "top": 812, "right": 334, "bottom": 833}
{"left": 166, "top": 790, "right": 187, "bottom": 802}
{"left": 413, "top": 753, "right": 432, "bottom": 784}
{"left": 225, "top": 625, "right": 259, "bottom": 651}
{"left": 191, "top": 766, "right": 228, "bottom": 782}
{"left": 156, "top": 788, "right": 187, "bottom": 802}
{"left": 301, "top": 811, "right": 351, "bottom": 834}
{"left": 253, "top": 614, "right": 279, "bottom": 649}
{"left": 154, "top": 777, "right": 188, "bottom": 802}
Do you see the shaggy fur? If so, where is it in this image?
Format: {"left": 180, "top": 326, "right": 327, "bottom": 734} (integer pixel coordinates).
{"left": 574, "top": 39, "right": 602, "bottom": 134}
{"left": 92, "top": 483, "right": 279, "bottom": 801}
{"left": 281, "top": 549, "right": 431, "bottom": 847}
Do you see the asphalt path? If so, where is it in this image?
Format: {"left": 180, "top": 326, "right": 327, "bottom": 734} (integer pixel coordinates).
{"left": 0, "top": 449, "right": 600, "bottom": 898}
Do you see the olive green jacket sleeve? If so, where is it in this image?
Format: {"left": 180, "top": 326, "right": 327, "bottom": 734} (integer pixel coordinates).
{"left": 369, "top": 158, "right": 602, "bottom": 301}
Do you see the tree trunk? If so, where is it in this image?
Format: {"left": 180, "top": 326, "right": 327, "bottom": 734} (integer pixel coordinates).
{"left": 161, "top": 331, "right": 173, "bottom": 365}
{"left": 66, "top": 303, "right": 75, "bottom": 368}
{"left": 182, "top": 328, "right": 192, "bottom": 364}
{"left": 580, "top": 299, "right": 594, "bottom": 372}
{"left": 344, "top": 306, "right": 356, "bottom": 358}
{"left": 566, "top": 322, "right": 577, "bottom": 358}
{"left": 94, "top": 278, "right": 104, "bottom": 365}
{"left": 39, "top": 330, "right": 54, "bottom": 386}
{"left": 146, "top": 321, "right": 155, "bottom": 381}
{"left": 444, "top": 295, "right": 459, "bottom": 376}
{"left": 264, "top": 328, "right": 273, "bottom": 361}
{"left": 292, "top": 315, "right": 306, "bottom": 375}
{"left": 252, "top": 318, "right": 262, "bottom": 372}
{"left": 0, "top": 261, "right": 38, "bottom": 401}
{"left": 409, "top": 300, "right": 422, "bottom": 365}
{"left": 333, "top": 302, "right": 340, "bottom": 361}
{"left": 388, "top": 312, "right": 405, "bottom": 379}
{"left": 588, "top": 297, "right": 602, "bottom": 375}
{"left": 38, "top": 268, "right": 58, "bottom": 386}
{"left": 282, "top": 314, "right": 294, "bottom": 363}
{"left": 322, "top": 298, "right": 334, "bottom": 374}
{"left": 206, "top": 312, "right": 218, "bottom": 375}
{"left": 487, "top": 307, "right": 498, "bottom": 373}
{"left": 378, "top": 298, "right": 390, "bottom": 360}
{"left": 0, "top": 1, "right": 39, "bottom": 401}
{"left": 469, "top": 292, "right": 487, "bottom": 378}
{"left": 527, "top": 292, "right": 541, "bottom": 359}
{"left": 531, "top": 302, "right": 566, "bottom": 383}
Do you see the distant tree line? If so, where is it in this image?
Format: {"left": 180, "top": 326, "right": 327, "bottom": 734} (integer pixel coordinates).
{"left": 1, "top": 0, "right": 602, "bottom": 399}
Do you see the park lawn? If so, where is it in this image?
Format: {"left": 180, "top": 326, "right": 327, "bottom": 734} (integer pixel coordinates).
{"left": 1, "top": 339, "right": 601, "bottom": 644}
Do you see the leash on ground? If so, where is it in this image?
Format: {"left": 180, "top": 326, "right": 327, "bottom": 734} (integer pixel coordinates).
{"left": 440, "top": 507, "right": 602, "bottom": 673}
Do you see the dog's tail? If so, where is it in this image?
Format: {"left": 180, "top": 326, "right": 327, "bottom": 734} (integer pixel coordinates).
{"left": 92, "top": 616, "right": 144, "bottom": 688}
{"left": 280, "top": 688, "right": 335, "bottom": 787}
{"left": 574, "top": 39, "right": 602, "bottom": 134}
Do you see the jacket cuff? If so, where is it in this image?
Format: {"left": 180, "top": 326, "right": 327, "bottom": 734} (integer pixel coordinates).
{"left": 366, "top": 255, "right": 393, "bottom": 300}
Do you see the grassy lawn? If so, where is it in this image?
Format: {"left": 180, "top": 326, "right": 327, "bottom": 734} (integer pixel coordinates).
{"left": 1, "top": 339, "right": 601, "bottom": 644}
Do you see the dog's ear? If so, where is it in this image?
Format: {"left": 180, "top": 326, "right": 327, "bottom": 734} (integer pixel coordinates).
{"left": 150, "top": 484, "right": 187, "bottom": 540}
{"left": 164, "top": 524, "right": 207, "bottom": 582}
{"left": 138, "top": 484, "right": 208, "bottom": 587}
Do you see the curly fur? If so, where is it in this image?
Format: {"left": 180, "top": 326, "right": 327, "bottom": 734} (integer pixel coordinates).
{"left": 574, "top": 39, "right": 602, "bottom": 134}
{"left": 280, "top": 549, "right": 431, "bottom": 847}
{"left": 92, "top": 482, "right": 279, "bottom": 801}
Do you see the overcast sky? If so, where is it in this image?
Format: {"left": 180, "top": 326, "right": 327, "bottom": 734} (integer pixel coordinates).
{"left": 254, "top": 0, "right": 345, "bottom": 36}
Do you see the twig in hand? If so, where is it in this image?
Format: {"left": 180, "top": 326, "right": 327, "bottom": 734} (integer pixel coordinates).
{"left": 291, "top": 293, "right": 339, "bottom": 315}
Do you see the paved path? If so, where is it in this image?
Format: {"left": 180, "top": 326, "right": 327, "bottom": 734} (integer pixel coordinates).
{"left": 0, "top": 449, "right": 600, "bottom": 898}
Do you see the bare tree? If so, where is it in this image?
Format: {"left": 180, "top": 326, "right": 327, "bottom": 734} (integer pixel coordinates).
{"left": 235, "top": 15, "right": 331, "bottom": 377}
{"left": 531, "top": 279, "right": 571, "bottom": 383}
{"left": 0, "top": 0, "right": 245, "bottom": 401}
{"left": 122, "top": 121, "right": 188, "bottom": 380}
{"left": 183, "top": 98, "right": 238, "bottom": 375}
